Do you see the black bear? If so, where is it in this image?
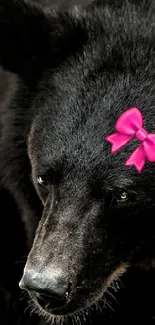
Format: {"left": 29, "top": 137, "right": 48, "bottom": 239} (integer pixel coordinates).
{"left": 0, "top": 0, "right": 155, "bottom": 324}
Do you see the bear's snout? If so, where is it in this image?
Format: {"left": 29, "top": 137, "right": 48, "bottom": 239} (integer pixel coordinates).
{"left": 19, "top": 268, "right": 70, "bottom": 312}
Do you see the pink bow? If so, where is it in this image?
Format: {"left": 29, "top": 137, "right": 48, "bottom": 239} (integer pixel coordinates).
{"left": 105, "top": 107, "right": 155, "bottom": 172}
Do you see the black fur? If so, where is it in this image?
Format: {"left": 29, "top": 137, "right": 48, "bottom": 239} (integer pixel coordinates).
{"left": 0, "top": 0, "right": 155, "bottom": 323}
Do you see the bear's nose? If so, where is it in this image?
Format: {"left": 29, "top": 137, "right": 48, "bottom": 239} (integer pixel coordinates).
{"left": 19, "top": 268, "right": 70, "bottom": 310}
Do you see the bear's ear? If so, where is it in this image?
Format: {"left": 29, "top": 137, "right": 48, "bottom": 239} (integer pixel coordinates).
{"left": 0, "top": 0, "right": 87, "bottom": 82}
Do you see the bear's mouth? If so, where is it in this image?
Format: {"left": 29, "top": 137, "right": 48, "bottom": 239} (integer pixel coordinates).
{"left": 30, "top": 290, "right": 70, "bottom": 316}
{"left": 33, "top": 296, "right": 70, "bottom": 316}
{"left": 28, "top": 263, "right": 129, "bottom": 319}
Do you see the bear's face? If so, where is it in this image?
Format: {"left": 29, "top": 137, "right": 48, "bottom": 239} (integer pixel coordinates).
{"left": 22, "top": 49, "right": 155, "bottom": 317}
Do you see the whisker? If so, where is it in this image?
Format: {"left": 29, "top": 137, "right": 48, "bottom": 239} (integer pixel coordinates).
{"left": 106, "top": 289, "right": 119, "bottom": 305}
{"left": 15, "top": 255, "right": 28, "bottom": 265}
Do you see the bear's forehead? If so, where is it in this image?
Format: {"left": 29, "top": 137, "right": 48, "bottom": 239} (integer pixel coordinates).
{"left": 29, "top": 103, "right": 150, "bottom": 191}
{"left": 29, "top": 112, "right": 137, "bottom": 186}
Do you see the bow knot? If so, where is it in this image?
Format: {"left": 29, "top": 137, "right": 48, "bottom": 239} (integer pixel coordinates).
{"left": 105, "top": 107, "right": 155, "bottom": 172}
{"left": 135, "top": 128, "right": 148, "bottom": 142}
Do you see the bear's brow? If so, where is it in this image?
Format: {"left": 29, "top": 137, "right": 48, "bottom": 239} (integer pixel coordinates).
{"left": 106, "top": 177, "right": 134, "bottom": 191}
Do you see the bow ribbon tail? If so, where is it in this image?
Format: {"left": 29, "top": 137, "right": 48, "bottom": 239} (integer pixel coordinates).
{"left": 124, "top": 144, "right": 146, "bottom": 172}
{"left": 105, "top": 133, "right": 133, "bottom": 153}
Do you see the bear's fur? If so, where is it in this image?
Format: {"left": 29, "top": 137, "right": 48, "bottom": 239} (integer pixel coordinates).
{"left": 0, "top": 0, "right": 155, "bottom": 324}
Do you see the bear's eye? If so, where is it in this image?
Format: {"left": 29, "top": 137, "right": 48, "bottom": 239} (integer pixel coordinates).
{"left": 117, "top": 191, "right": 129, "bottom": 202}
{"left": 37, "top": 176, "right": 48, "bottom": 188}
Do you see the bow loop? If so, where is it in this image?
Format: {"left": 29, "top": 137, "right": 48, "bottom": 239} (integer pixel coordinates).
{"left": 143, "top": 135, "right": 155, "bottom": 162}
{"left": 115, "top": 107, "right": 143, "bottom": 135}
